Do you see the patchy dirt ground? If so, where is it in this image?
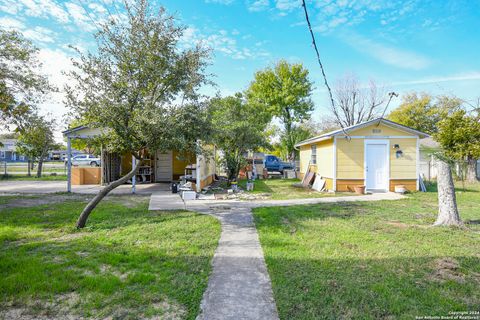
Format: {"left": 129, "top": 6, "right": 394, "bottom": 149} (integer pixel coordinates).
{"left": 430, "top": 258, "right": 466, "bottom": 283}
{"left": 0, "top": 194, "right": 90, "bottom": 209}
{"left": 0, "top": 194, "right": 150, "bottom": 210}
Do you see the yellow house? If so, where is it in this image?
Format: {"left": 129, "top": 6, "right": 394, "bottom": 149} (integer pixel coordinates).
{"left": 295, "top": 118, "right": 429, "bottom": 192}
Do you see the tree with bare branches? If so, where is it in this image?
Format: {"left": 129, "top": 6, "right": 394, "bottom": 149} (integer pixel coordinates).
{"left": 330, "top": 74, "right": 387, "bottom": 128}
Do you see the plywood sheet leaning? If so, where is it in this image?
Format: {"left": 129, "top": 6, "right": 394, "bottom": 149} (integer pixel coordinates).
{"left": 312, "top": 175, "right": 326, "bottom": 191}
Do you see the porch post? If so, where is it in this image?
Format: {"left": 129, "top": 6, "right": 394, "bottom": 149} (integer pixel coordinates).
{"left": 131, "top": 155, "right": 136, "bottom": 194}
{"left": 196, "top": 140, "right": 201, "bottom": 193}
{"left": 67, "top": 137, "right": 72, "bottom": 193}
{"left": 100, "top": 144, "right": 104, "bottom": 185}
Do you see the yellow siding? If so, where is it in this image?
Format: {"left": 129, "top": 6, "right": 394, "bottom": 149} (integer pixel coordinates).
{"left": 299, "top": 139, "right": 333, "bottom": 178}
{"left": 316, "top": 140, "right": 334, "bottom": 178}
{"left": 299, "top": 145, "right": 312, "bottom": 174}
{"left": 390, "top": 138, "right": 417, "bottom": 179}
{"left": 336, "top": 138, "right": 364, "bottom": 179}
{"left": 350, "top": 123, "right": 414, "bottom": 137}
{"left": 173, "top": 151, "right": 195, "bottom": 177}
{"left": 300, "top": 121, "right": 419, "bottom": 191}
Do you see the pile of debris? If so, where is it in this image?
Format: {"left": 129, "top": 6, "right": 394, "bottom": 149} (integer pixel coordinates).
{"left": 294, "top": 165, "right": 328, "bottom": 192}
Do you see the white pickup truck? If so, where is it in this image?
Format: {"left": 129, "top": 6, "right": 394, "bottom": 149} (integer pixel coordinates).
{"left": 65, "top": 154, "right": 101, "bottom": 167}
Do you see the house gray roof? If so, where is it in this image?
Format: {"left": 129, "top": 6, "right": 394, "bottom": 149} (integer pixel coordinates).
{"left": 295, "top": 118, "right": 430, "bottom": 148}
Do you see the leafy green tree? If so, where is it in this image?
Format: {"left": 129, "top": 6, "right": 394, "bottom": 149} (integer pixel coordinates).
{"left": 247, "top": 60, "right": 314, "bottom": 161}
{"left": 15, "top": 114, "right": 58, "bottom": 177}
{"left": 0, "top": 29, "right": 51, "bottom": 129}
{"left": 209, "top": 93, "right": 268, "bottom": 181}
{"left": 272, "top": 121, "right": 319, "bottom": 160}
{"left": 388, "top": 93, "right": 460, "bottom": 134}
{"left": 435, "top": 109, "right": 480, "bottom": 183}
{"left": 65, "top": 0, "right": 210, "bottom": 228}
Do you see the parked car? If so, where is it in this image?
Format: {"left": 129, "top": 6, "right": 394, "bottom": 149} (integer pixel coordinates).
{"left": 264, "top": 155, "right": 294, "bottom": 173}
{"left": 65, "top": 154, "right": 101, "bottom": 167}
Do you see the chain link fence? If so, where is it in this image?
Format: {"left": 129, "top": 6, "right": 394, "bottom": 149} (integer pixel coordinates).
{"left": 0, "top": 161, "right": 67, "bottom": 177}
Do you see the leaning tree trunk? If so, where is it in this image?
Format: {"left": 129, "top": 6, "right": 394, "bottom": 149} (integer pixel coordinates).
{"left": 76, "top": 159, "right": 142, "bottom": 228}
{"left": 434, "top": 159, "right": 462, "bottom": 226}
{"left": 466, "top": 157, "right": 478, "bottom": 183}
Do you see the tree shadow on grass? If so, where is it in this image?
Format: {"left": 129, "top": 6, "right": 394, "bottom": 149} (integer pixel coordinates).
{"left": 263, "top": 254, "right": 480, "bottom": 320}
{"left": 0, "top": 199, "right": 200, "bottom": 231}
{"left": 0, "top": 224, "right": 218, "bottom": 319}
{"left": 253, "top": 202, "right": 368, "bottom": 233}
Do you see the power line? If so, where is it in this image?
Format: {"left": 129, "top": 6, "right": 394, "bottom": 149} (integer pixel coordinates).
{"left": 377, "top": 91, "right": 399, "bottom": 126}
{"left": 301, "top": 0, "right": 350, "bottom": 139}
{"left": 77, "top": 0, "right": 103, "bottom": 34}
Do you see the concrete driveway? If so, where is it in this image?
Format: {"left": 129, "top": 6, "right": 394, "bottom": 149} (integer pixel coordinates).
{"left": 0, "top": 181, "right": 170, "bottom": 195}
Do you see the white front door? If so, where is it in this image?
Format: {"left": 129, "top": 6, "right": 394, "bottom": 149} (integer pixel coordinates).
{"left": 365, "top": 140, "right": 389, "bottom": 191}
{"left": 155, "top": 151, "right": 173, "bottom": 182}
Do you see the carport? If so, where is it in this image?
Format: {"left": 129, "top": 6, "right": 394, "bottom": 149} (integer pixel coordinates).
{"left": 62, "top": 126, "right": 139, "bottom": 194}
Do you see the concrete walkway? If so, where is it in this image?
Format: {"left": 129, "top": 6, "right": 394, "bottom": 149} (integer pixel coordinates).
{"left": 146, "top": 192, "right": 405, "bottom": 320}
{"left": 148, "top": 192, "right": 185, "bottom": 210}
{"left": 0, "top": 181, "right": 170, "bottom": 194}
{"left": 192, "top": 205, "right": 279, "bottom": 320}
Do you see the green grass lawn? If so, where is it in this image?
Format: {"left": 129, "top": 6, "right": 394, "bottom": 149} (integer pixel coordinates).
{"left": 253, "top": 183, "right": 480, "bottom": 319}
{"left": 0, "top": 196, "right": 221, "bottom": 319}
{"left": 1, "top": 174, "right": 67, "bottom": 181}
{"left": 238, "top": 178, "right": 354, "bottom": 200}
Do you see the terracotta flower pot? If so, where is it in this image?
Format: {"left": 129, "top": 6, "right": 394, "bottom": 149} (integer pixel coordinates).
{"left": 354, "top": 185, "right": 366, "bottom": 195}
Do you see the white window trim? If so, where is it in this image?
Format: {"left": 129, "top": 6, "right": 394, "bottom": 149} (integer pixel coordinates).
{"left": 364, "top": 139, "right": 390, "bottom": 192}
{"left": 310, "top": 145, "right": 317, "bottom": 165}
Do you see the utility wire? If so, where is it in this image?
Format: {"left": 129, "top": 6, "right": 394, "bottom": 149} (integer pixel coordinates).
{"left": 376, "top": 91, "right": 398, "bottom": 126}
{"left": 301, "top": 0, "right": 350, "bottom": 139}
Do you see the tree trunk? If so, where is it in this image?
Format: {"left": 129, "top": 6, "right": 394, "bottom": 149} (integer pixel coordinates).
{"left": 76, "top": 159, "right": 142, "bottom": 228}
{"left": 466, "top": 157, "right": 478, "bottom": 183}
{"left": 36, "top": 159, "right": 43, "bottom": 178}
{"left": 27, "top": 160, "right": 31, "bottom": 177}
{"left": 434, "top": 160, "right": 462, "bottom": 226}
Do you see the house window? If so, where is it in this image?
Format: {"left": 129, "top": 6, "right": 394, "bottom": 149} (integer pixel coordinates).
{"left": 311, "top": 145, "right": 317, "bottom": 164}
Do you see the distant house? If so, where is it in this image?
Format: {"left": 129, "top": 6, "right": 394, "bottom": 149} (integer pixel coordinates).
{"left": 0, "top": 139, "right": 26, "bottom": 162}
{"left": 295, "top": 118, "right": 429, "bottom": 192}
{"left": 419, "top": 137, "right": 480, "bottom": 180}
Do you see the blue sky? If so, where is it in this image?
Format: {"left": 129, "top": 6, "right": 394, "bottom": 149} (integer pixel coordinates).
{"left": 1, "top": 0, "right": 480, "bottom": 137}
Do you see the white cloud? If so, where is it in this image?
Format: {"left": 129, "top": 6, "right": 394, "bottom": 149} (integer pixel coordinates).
{"left": 38, "top": 48, "right": 74, "bottom": 96}
{"left": 0, "top": 0, "right": 23, "bottom": 14}
{"left": 17, "top": 0, "right": 70, "bottom": 24}
{"left": 0, "top": 17, "right": 56, "bottom": 43}
{"left": 65, "top": 2, "right": 96, "bottom": 32}
{"left": 344, "top": 33, "right": 431, "bottom": 70}
{"left": 23, "top": 26, "right": 56, "bottom": 43}
{"left": 392, "top": 72, "right": 480, "bottom": 86}
{"left": 247, "top": 0, "right": 270, "bottom": 12}
{"left": 205, "top": 0, "right": 235, "bottom": 4}
{"left": 275, "top": 0, "right": 300, "bottom": 11}
{"left": 0, "top": 16, "right": 26, "bottom": 29}
{"left": 181, "top": 26, "right": 270, "bottom": 61}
